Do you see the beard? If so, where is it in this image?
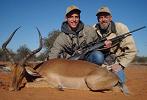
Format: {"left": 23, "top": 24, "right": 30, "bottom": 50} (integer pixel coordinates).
{"left": 100, "top": 21, "right": 110, "bottom": 30}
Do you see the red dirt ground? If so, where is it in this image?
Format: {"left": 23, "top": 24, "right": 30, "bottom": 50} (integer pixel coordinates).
{"left": 0, "top": 64, "right": 147, "bottom": 100}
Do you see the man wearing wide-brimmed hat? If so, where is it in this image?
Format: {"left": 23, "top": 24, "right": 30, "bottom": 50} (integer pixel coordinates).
{"left": 50, "top": 5, "right": 104, "bottom": 64}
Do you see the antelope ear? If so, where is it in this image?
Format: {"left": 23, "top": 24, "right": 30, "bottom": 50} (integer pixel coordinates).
{"left": 25, "top": 67, "right": 41, "bottom": 77}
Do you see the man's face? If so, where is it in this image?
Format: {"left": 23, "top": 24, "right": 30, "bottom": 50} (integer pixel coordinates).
{"left": 97, "top": 13, "right": 112, "bottom": 30}
{"left": 66, "top": 13, "right": 80, "bottom": 30}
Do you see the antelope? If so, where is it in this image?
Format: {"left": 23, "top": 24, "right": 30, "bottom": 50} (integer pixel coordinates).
{"left": 2, "top": 27, "right": 120, "bottom": 93}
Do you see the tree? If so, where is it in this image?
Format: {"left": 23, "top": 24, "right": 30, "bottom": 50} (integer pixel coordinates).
{"left": 0, "top": 48, "right": 5, "bottom": 61}
{"left": 39, "top": 29, "right": 61, "bottom": 60}
{"left": 15, "top": 45, "right": 35, "bottom": 61}
{"left": 132, "top": 56, "right": 147, "bottom": 63}
{"left": 44, "top": 30, "right": 61, "bottom": 50}
{"left": 0, "top": 48, "right": 15, "bottom": 61}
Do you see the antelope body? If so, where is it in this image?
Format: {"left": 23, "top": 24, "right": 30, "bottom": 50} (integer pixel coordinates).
{"left": 2, "top": 27, "right": 119, "bottom": 92}
{"left": 25, "top": 59, "right": 118, "bottom": 91}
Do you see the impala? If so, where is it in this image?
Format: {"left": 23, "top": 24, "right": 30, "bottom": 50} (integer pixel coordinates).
{"left": 2, "top": 27, "right": 119, "bottom": 93}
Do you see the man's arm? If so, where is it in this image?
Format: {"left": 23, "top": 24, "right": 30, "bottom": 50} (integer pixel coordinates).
{"left": 49, "top": 33, "right": 69, "bottom": 59}
{"left": 113, "top": 23, "right": 137, "bottom": 68}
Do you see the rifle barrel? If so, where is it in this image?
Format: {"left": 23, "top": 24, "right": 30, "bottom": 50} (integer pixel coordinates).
{"left": 129, "top": 26, "right": 146, "bottom": 34}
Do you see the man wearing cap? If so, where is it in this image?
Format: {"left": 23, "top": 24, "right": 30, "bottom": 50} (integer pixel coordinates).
{"left": 93, "top": 6, "right": 137, "bottom": 93}
{"left": 50, "top": 5, "right": 104, "bottom": 64}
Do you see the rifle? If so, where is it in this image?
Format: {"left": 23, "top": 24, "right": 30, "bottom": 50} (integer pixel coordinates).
{"left": 68, "top": 26, "right": 146, "bottom": 60}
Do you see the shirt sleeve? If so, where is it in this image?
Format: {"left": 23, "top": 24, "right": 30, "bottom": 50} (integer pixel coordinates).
{"left": 114, "top": 23, "right": 137, "bottom": 67}
{"left": 49, "top": 34, "right": 67, "bottom": 59}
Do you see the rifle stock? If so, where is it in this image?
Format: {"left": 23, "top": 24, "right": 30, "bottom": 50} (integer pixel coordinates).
{"left": 68, "top": 26, "right": 146, "bottom": 60}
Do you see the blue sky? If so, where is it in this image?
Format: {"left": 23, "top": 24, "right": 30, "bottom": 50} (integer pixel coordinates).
{"left": 0, "top": 0, "right": 147, "bottom": 56}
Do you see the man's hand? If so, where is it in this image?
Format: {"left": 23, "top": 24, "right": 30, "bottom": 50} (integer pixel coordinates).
{"left": 111, "top": 64, "right": 122, "bottom": 72}
{"left": 104, "top": 40, "right": 112, "bottom": 48}
{"left": 104, "top": 33, "right": 116, "bottom": 48}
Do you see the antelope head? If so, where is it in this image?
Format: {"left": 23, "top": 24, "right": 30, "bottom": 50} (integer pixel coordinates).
{"left": 2, "top": 27, "right": 43, "bottom": 91}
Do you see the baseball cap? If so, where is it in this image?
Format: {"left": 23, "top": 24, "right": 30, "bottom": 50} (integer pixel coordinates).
{"left": 65, "top": 5, "right": 81, "bottom": 16}
{"left": 96, "top": 6, "right": 111, "bottom": 16}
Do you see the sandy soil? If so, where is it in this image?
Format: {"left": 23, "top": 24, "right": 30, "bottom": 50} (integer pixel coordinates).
{"left": 0, "top": 64, "right": 147, "bottom": 100}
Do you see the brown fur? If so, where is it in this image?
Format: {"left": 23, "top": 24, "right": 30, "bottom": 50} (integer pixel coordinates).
{"left": 24, "top": 59, "right": 119, "bottom": 91}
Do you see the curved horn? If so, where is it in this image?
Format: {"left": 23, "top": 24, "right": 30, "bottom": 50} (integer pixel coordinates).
{"left": 21, "top": 27, "right": 43, "bottom": 66}
{"left": 2, "top": 27, "right": 21, "bottom": 64}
